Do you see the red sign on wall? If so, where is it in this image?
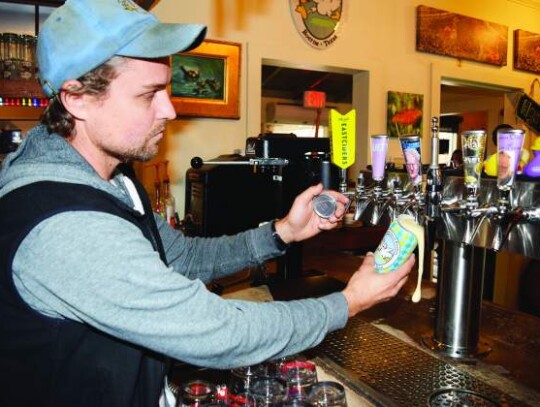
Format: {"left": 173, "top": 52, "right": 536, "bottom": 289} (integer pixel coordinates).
{"left": 303, "top": 91, "right": 326, "bottom": 109}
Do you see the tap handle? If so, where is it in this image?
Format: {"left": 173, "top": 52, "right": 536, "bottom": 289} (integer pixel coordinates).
{"left": 496, "top": 129, "right": 525, "bottom": 191}
{"left": 430, "top": 116, "right": 440, "bottom": 167}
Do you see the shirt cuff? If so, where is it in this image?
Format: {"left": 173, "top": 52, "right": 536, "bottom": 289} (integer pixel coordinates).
{"left": 318, "top": 292, "right": 349, "bottom": 332}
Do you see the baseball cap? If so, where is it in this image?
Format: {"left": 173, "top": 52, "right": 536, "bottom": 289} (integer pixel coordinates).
{"left": 37, "top": 0, "right": 207, "bottom": 97}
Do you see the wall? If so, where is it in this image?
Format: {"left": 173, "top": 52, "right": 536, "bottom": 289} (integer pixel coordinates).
{"left": 2, "top": 1, "right": 539, "bottom": 215}
{"left": 147, "top": 0, "right": 540, "bottom": 215}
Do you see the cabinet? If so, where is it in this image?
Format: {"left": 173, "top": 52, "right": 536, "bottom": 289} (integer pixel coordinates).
{"left": 1, "top": 1, "right": 57, "bottom": 124}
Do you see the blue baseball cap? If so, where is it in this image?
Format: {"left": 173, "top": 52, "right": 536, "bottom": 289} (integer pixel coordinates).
{"left": 37, "top": 0, "right": 207, "bottom": 97}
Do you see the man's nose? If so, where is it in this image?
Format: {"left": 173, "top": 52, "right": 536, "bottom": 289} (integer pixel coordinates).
{"left": 157, "top": 91, "right": 176, "bottom": 120}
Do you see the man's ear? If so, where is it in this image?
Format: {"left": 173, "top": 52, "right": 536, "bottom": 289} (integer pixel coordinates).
{"left": 59, "top": 80, "right": 88, "bottom": 120}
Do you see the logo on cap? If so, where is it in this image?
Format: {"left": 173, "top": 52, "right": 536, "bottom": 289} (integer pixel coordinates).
{"left": 119, "top": 0, "right": 142, "bottom": 12}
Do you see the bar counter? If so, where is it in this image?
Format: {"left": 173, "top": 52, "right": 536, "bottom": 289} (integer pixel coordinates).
{"left": 301, "top": 227, "right": 540, "bottom": 406}
{"left": 171, "top": 226, "right": 540, "bottom": 406}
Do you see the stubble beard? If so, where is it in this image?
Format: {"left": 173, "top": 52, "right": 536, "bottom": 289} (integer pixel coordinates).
{"left": 110, "top": 126, "right": 164, "bottom": 163}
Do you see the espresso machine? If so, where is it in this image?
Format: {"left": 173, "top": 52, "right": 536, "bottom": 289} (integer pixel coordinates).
{"left": 185, "top": 133, "right": 340, "bottom": 280}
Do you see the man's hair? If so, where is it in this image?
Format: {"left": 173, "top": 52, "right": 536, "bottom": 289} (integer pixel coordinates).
{"left": 405, "top": 148, "right": 421, "bottom": 161}
{"left": 40, "top": 56, "right": 126, "bottom": 138}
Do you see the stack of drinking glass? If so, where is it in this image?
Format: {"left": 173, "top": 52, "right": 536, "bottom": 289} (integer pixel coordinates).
{"left": 176, "top": 357, "right": 348, "bottom": 407}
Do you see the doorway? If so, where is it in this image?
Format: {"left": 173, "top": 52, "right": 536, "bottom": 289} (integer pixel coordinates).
{"left": 260, "top": 60, "right": 362, "bottom": 138}
{"left": 439, "top": 79, "right": 521, "bottom": 160}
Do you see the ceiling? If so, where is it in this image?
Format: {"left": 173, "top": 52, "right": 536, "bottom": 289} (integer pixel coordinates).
{"left": 261, "top": 66, "right": 510, "bottom": 106}
{"left": 440, "top": 84, "right": 507, "bottom": 104}
{"left": 261, "top": 65, "right": 353, "bottom": 104}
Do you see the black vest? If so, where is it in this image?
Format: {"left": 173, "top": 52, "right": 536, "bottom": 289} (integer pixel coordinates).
{"left": 0, "top": 176, "right": 169, "bottom": 407}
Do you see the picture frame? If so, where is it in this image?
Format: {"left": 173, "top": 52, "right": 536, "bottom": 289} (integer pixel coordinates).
{"left": 170, "top": 39, "right": 241, "bottom": 119}
{"left": 416, "top": 5, "right": 508, "bottom": 67}
{"left": 387, "top": 91, "right": 424, "bottom": 138}
{"left": 513, "top": 29, "right": 540, "bottom": 75}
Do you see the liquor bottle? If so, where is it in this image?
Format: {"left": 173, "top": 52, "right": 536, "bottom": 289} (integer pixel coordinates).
{"left": 162, "top": 160, "right": 176, "bottom": 225}
{"left": 152, "top": 164, "right": 165, "bottom": 218}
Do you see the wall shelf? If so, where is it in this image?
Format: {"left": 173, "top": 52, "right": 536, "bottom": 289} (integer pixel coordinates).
{"left": 0, "top": 105, "right": 44, "bottom": 120}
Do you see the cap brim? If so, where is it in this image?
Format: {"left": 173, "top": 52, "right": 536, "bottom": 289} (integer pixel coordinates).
{"left": 118, "top": 23, "right": 207, "bottom": 58}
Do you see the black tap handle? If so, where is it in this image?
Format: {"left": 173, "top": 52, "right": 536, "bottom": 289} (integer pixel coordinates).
{"left": 191, "top": 156, "right": 204, "bottom": 169}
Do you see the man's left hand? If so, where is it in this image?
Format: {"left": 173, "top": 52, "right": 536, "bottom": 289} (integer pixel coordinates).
{"left": 274, "top": 183, "right": 349, "bottom": 244}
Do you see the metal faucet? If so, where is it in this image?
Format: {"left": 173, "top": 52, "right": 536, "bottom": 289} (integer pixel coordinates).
{"left": 352, "top": 174, "right": 394, "bottom": 226}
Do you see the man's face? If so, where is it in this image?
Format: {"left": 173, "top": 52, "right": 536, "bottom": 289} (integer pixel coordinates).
{"left": 499, "top": 151, "right": 512, "bottom": 178}
{"left": 405, "top": 150, "right": 419, "bottom": 178}
{"left": 81, "top": 57, "right": 176, "bottom": 163}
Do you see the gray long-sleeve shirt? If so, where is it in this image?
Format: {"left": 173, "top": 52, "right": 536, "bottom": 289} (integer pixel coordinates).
{"left": 0, "top": 125, "right": 348, "bottom": 369}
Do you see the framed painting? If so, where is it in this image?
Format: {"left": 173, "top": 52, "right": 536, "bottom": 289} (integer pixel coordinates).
{"left": 387, "top": 91, "right": 423, "bottom": 138}
{"left": 514, "top": 29, "right": 540, "bottom": 74}
{"left": 170, "top": 39, "right": 241, "bottom": 119}
{"left": 416, "top": 5, "right": 508, "bottom": 67}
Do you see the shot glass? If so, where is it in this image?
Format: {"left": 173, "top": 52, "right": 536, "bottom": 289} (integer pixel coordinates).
{"left": 307, "top": 381, "right": 347, "bottom": 407}
{"left": 280, "top": 360, "right": 318, "bottom": 400}
{"left": 230, "top": 363, "right": 276, "bottom": 396}
{"left": 179, "top": 379, "right": 216, "bottom": 407}
{"left": 249, "top": 377, "right": 288, "bottom": 407}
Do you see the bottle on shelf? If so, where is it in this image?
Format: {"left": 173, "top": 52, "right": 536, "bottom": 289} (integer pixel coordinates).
{"left": 162, "top": 160, "right": 177, "bottom": 227}
{"left": 152, "top": 163, "right": 165, "bottom": 218}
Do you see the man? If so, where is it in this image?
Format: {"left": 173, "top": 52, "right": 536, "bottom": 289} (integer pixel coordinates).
{"left": 0, "top": 1, "right": 414, "bottom": 406}
{"left": 403, "top": 147, "right": 422, "bottom": 186}
{"left": 498, "top": 150, "right": 515, "bottom": 187}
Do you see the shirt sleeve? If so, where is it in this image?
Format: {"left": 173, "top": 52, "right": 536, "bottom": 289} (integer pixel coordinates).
{"left": 13, "top": 211, "right": 349, "bottom": 369}
{"left": 155, "top": 214, "right": 285, "bottom": 283}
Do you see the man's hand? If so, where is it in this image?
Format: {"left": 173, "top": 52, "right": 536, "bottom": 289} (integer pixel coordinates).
{"left": 274, "top": 183, "right": 349, "bottom": 244}
{"left": 342, "top": 253, "right": 415, "bottom": 317}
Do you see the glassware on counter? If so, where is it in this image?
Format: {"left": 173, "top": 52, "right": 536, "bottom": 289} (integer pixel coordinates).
{"left": 179, "top": 379, "right": 216, "bottom": 407}
{"left": 279, "top": 360, "right": 317, "bottom": 400}
{"left": 249, "top": 377, "right": 288, "bottom": 407}
{"left": 307, "top": 381, "right": 347, "bottom": 407}
{"left": 229, "top": 362, "right": 277, "bottom": 396}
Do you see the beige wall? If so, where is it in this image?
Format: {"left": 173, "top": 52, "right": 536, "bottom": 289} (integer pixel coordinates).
{"left": 148, "top": 0, "right": 540, "bottom": 216}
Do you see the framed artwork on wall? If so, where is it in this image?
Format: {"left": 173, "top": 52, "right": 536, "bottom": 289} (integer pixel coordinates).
{"left": 514, "top": 29, "right": 540, "bottom": 75}
{"left": 387, "top": 91, "right": 423, "bottom": 138}
{"left": 416, "top": 5, "right": 508, "bottom": 67}
{"left": 170, "top": 39, "right": 241, "bottom": 119}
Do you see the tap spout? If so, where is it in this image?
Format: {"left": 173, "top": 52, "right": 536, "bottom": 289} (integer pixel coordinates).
{"left": 491, "top": 207, "right": 524, "bottom": 252}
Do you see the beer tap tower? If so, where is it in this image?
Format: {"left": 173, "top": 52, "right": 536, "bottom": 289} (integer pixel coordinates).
{"left": 335, "top": 119, "right": 539, "bottom": 360}
{"left": 353, "top": 135, "right": 396, "bottom": 226}
{"left": 426, "top": 126, "right": 540, "bottom": 359}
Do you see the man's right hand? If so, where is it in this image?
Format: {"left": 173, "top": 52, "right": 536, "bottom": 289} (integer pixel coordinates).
{"left": 341, "top": 253, "right": 415, "bottom": 317}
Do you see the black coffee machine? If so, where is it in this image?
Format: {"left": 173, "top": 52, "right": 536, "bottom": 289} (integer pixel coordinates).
{"left": 185, "top": 133, "right": 340, "bottom": 280}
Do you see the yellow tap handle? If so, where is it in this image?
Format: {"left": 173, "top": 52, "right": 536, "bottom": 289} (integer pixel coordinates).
{"left": 330, "top": 109, "right": 356, "bottom": 170}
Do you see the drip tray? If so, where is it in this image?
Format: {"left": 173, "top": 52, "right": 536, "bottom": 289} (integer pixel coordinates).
{"left": 428, "top": 388, "right": 499, "bottom": 407}
{"left": 310, "top": 317, "right": 530, "bottom": 406}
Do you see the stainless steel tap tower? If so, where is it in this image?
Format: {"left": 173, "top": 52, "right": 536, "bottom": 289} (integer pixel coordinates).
{"left": 350, "top": 121, "right": 540, "bottom": 360}
{"left": 428, "top": 126, "right": 540, "bottom": 359}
